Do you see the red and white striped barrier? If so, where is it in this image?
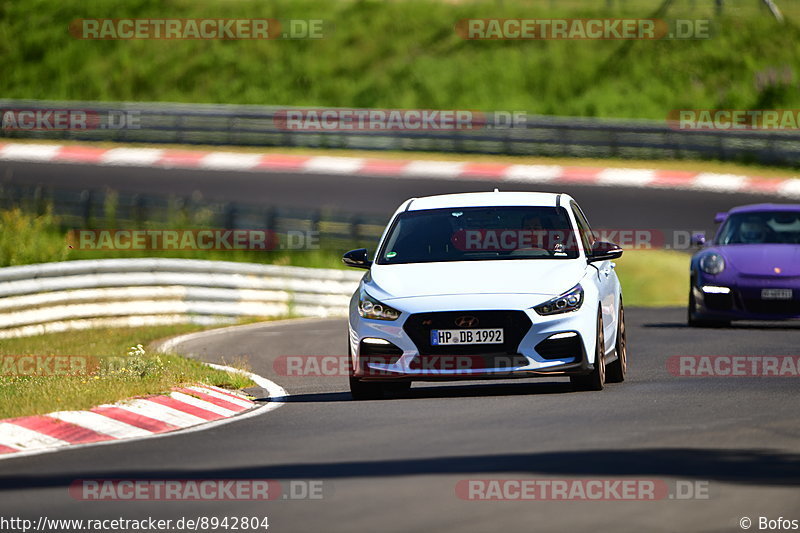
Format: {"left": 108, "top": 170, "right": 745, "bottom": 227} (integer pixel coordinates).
{"left": 0, "top": 384, "right": 255, "bottom": 457}
{"left": 1, "top": 142, "right": 799, "bottom": 198}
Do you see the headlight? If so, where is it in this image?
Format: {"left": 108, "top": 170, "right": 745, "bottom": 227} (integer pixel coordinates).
{"left": 699, "top": 253, "right": 725, "bottom": 275}
{"left": 358, "top": 291, "right": 401, "bottom": 321}
{"left": 534, "top": 285, "right": 584, "bottom": 316}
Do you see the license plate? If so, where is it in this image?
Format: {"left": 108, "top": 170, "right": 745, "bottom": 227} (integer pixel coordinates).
{"left": 761, "top": 288, "right": 793, "bottom": 300}
{"left": 430, "top": 328, "right": 504, "bottom": 346}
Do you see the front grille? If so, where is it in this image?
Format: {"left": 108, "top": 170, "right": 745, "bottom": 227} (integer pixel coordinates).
{"left": 403, "top": 310, "right": 532, "bottom": 356}
{"left": 534, "top": 334, "right": 584, "bottom": 361}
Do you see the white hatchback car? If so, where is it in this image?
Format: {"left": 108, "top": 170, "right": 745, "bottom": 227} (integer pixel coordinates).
{"left": 344, "top": 191, "right": 626, "bottom": 399}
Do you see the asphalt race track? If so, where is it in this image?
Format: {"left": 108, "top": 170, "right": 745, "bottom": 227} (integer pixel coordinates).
{"left": 1, "top": 162, "right": 799, "bottom": 532}
{"left": 0, "top": 311, "right": 799, "bottom": 532}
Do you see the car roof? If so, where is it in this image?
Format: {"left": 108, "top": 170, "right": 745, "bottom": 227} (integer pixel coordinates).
{"left": 727, "top": 203, "right": 800, "bottom": 215}
{"left": 405, "top": 191, "right": 569, "bottom": 211}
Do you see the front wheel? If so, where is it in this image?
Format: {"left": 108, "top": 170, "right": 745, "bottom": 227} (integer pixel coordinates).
{"left": 571, "top": 310, "right": 606, "bottom": 391}
{"left": 348, "top": 341, "right": 384, "bottom": 400}
{"left": 606, "top": 300, "right": 627, "bottom": 383}
{"left": 688, "top": 286, "right": 730, "bottom": 328}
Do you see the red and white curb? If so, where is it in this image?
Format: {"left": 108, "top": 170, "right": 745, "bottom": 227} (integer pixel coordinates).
{"left": 1, "top": 142, "right": 799, "bottom": 198}
{"left": 0, "top": 362, "right": 287, "bottom": 461}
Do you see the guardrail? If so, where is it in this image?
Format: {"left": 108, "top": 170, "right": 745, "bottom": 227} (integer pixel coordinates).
{"left": 2, "top": 99, "right": 799, "bottom": 166}
{"left": 0, "top": 258, "right": 362, "bottom": 339}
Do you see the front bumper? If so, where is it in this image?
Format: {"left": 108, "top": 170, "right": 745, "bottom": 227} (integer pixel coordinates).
{"left": 692, "top": 279, "right": 800, "bottom": 321}
{"left": 348, "top": 294, "right": 598, "bottom": 381}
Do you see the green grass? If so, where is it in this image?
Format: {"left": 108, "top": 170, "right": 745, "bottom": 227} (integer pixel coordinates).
{"left": 0, "top": 208, "right": 69, "bottom": 267}
{"left": 0, "top": 205, "right": 350, "bottom": 268}
{"left": 0, "top": 324, "right": 257, "bottom": 420}
{"left": 1, "top": 0, "right": 799, "bottom": 120}
{"left": 616, "top": 249, "right": 689, "bottom": 307}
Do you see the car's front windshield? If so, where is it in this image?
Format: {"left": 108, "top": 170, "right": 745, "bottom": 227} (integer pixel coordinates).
{"left": 376, "top": 206, "right": 580, "bottom": 265}
{"left": 716, "top": 211, "right": 800, "bottom": 245}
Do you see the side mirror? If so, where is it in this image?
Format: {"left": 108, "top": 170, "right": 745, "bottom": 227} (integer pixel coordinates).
{"left": 343, "top": 248, "right": 372, "bottom": 269}
{"left": 588, "top": 241, "right": 623, "bottom": 263}
{"left": 691, "top": 232, "right": 707, "bottom": 247}
{"left": 714, "top": 212, "right": 728, "bottom": 224}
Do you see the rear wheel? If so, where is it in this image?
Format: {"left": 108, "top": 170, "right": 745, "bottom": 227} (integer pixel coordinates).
{"left": 606, "top": 300, "right": 627, "bottom": 383}
{"left": 571, "top": 311, "right": 606, "bottom": 391}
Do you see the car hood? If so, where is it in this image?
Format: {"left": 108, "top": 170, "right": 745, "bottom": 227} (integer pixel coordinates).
{"left": 712, "top": 244, "right": 800, "bottom": 277}
{"left": 368, "top": 260, "right": 587, "bottom": 300}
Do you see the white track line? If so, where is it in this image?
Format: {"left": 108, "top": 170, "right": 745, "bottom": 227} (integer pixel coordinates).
{"left": 168, "top": 391, "right": 238, "bottom": 417}
{"left": 186, "top": 386, "right": 254, "bottom": 408}
{"left": 777, "top": 179, "right": 800, "bottom": 198}
{"left": 112, "top": 398, "right": 208, "bottom": 428}
{"left": 199, "top": 152, "right": 262, "bottom": 170}
{"left": 692, "top": 173, "right": 748, "bottom": 192}
{"left": 502, "top": 164, "right": 563, "bottom": 183}
{"left": 304, "top": 156, "right": 364, "bottom": 174}
{"left": 0, "top": 423, "right": 70, "bottom": 451}
{"left": 596, "top": 168, "right": 656, "bottom": 187}
{"left": 100, "top": 148, "right": 165, "bottom": 166}
{"left": 402, "top": 160, "right": 466, "bottom": 178}
{"left": 47, "top": 411, "right": 153, "bottom": 439}
{"left": 0, "top": 143, "right": 61, "bottom": 162}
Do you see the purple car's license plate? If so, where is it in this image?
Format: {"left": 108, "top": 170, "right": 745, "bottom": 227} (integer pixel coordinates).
{"left": 761, "top": 288, "right": 793, "bottom": 300}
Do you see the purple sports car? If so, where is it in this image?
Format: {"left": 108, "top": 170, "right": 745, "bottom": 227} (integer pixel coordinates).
{"left": 688, "top": 203, "right": 800, "bottom": 327}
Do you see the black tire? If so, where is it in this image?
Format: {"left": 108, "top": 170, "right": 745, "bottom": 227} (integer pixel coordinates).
{"left": 571, "top": 310, "right": 606, "bottom": 391}
{"left": 687, "top": 287, "right": 701, "bottom": 327}
{"left": 606, "top": 300, "right": 627, "bottom": 383}
{"left": 348, "top": 342, "right": 384, "bottom": 400}
{"left": 688, "top": 286, "right": 730, "bottom": 328}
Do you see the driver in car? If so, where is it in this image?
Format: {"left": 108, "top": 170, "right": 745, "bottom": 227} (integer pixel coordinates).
{"left": 737, "top": 218, "right": 769, "bottom": 244}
